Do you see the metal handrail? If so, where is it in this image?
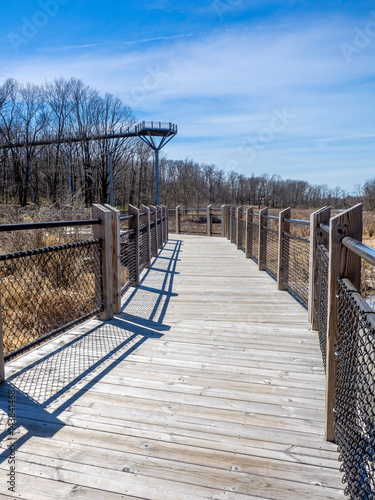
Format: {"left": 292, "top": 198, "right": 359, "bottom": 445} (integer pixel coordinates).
{"left": 320, "top": 223, "right": 330, "bottom": 234}
{"left": 284, "top": 218, "right": 310, "bottom": 225}
{"left": 0, "top": 219, "right": 101, "bottom": 232}
{"left": 342, "top": 237, "right": 375, "bottom": 267}
{"left": 120, "top": 215, "right": 134, "bottom": 221}
{"left": 263, "top": 215, "right": 279, "bottom": 220}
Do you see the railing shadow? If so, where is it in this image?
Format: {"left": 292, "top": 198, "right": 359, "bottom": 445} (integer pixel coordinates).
{"left": 0, "top": 238, "right": 182, "bottom": 466}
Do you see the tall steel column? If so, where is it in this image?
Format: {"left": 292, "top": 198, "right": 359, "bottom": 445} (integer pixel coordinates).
{"left": 136, "top": 122, "right": 177, "bottom": 205}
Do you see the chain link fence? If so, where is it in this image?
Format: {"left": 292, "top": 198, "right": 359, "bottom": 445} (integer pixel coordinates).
{"left": 211, "top": 211, "right": 222, "bottom": 236}
{"left": 247, "top": 214, "right": 259, "bottom": 263}
{"left": 120, "top": 230, "right": 136, "bottom": 295}
{"left": 336, "top": 277, "right": 375, "bottom": 499}
{"left": 315, "top": 243, "right": 329, "bottom": 371}
{"left": 281, "top": 232, "right": 310, "bottom": 307}
{"left": 139, "top": 223, "right": 149, "bottom": 273}
{"left": 180, "top": 210, "right": 207, "bottom": 234}
{"left": 150, "top": 221, "right": 157, "bottom": 257}
{"left": 260, "top": 224, "right": 279, "bottom": 279}
{"left": 231, "top": 215, "right": 236, "bottom": 243}
{"left": 238, "top": 219, "right": 246, "bottom": 252}
{"left": 1, "top": 240, "right": 103, "bottom": 361}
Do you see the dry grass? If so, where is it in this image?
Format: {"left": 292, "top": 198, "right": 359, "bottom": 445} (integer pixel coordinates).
{"left": 0, "top": 205, "right": 99, "bottom": 357}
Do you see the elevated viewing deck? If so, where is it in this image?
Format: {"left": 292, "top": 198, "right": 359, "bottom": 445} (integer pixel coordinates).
{"left": 0, "top": 233, "right": 343, "bottom": 499}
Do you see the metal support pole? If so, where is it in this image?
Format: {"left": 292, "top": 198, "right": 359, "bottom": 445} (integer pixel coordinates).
{"left": 109, "top": 151, "right": 114, "bottom": 206}
{"left": 155, "top": 149, "right": 160, "bottom": 206}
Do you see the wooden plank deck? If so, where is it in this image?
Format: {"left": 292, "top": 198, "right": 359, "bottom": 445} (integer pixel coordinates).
{"left": 0, "top": 234, "right": 344, "bottom": 499}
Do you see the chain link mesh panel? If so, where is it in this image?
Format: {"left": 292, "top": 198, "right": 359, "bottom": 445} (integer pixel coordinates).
{"left": 150, "top": 221, "right": 157, "bottom": 257}
{"left": 212, "top": 211, "right": 222, "bottom": 236}
{"left": 247, "top": 216, "right": 259, "bottom": 263}
{"left": 281, "top": 232, "right": 310, "bottom": 307}
{"left": 231, "top": 215, "right": 236, "bottom": 243}
{"left": 260, "top": 225, "right": 279, "bottom": 279}
{"left": 238, "top": 219, "right": 246, "bottom": 251}
{"left": 1, "top": 240, "right": 103, "bottom": 361}
{"left": 120, "top": 229, "right": 136, "bottom": 295}
{"left": 168, "top": 212, "right": 177, "bottom": 233}
{"left": 315, "top": 243, "right": 329, "bottom": 371}
{"left": 139, "top": 223, "right": 149, "bottom": 273}
{"left": 226, "top": 209, "right": 230, "bottom": 237}
{"left": 157, "top": 218, "right": 162, "bottom": 246}
{"left": 180, "top": 211, "right": 207, "bottom": 234}
{"left": 336, "top": 278, "right": 375, "bottom": 499}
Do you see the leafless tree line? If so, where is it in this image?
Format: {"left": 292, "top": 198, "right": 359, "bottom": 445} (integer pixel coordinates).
{"left": 0, "top": 77, "right": 374, "bottom": 210}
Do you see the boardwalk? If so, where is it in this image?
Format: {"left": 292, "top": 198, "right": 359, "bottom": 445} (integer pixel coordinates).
{"left": 0, "top": 234, "right": 344, "bottom": 499}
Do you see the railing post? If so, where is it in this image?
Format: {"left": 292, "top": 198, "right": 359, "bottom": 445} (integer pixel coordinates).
{"left": 325, "top": 203, "right": 362, "bottom": 442}
{"left": 228, "top": 206, "right": 232, "bottom": 241}
{"left": 150, "top": 205, "right": 158, "bottom": 255}
{"left": 308, "top": 207, "right": 331, "bottom": 328}
{"left": 207, "top": 205, "right": 212, "bottom": 236}
{"left": 104, "top": 204, "right": 121, "bottom": 315}
{"left": 221, "top": 205, "right": 226, "bottom": 237}
{"left": 0, "top": 302, "right": 5, "bottom": 383}
{"left": 141, "top": 204, "right": 152, "bottom": 268}
{"left": 258, "top": 207, "right": 268, "bottom": 271}
{"left": 236, "top": 206, "right": 243, "bottom": 249}
{"left": 245, "top": 207, "right": 253, "bottom": 258}
{"left": 176, "top": 206, "right": 181, "bottom": 234}
{"left": 128, "top": 204, "right": 140, "bottom": 286}
{"left": 277, "top": 207, "right": 291, "bottom": 290}
{"left": 92, "top": 204, "right": 114, "bottom": 320}
{"left": 231, "top": 206, "right": 236, "bottom": 243}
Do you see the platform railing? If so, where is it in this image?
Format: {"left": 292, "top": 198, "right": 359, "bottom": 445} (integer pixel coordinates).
{"left": 0, "top": 204, "right": 169, "bottom": 380}
{"left": 220, "top": 203, "right": 375, "bottom": 497}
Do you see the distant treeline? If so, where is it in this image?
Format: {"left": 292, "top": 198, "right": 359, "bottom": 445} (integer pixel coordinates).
{"left": 0, "top": 77, "right": 374, "bottom": 210}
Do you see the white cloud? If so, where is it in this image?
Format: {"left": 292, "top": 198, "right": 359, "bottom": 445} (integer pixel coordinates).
{"left": 1, "top": 16, "right": 375, "bottom": 192}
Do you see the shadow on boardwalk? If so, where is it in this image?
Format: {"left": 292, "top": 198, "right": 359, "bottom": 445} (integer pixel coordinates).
{"left": 0, "top": 239, "right": 182, "bottom": 466}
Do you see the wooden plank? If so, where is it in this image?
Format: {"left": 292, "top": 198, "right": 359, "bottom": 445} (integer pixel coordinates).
{"left": 326, "top": 203, "right": 362, "bottom": 441}
{"left": 1, "top": 233, "right": 344, "bottom": 499}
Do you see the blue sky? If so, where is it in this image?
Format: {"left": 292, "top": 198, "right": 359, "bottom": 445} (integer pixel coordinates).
{"left": 1, "top": 0, "right": 375, "bottom": 193}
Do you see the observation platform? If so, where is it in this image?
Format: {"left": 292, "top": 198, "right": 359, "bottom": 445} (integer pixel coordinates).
{"left": 0, "top": 234, "right": 343, "bottom": 499}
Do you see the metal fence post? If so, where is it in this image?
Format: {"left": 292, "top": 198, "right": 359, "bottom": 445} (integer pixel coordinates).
{"left": 245, "top": 207, "right": 253, "bottom": 258}
{"left": 207, "top": 205, "right": 212, "bottom": 236}
{"left": 104, "top": 204, "right": 121, "bottom": 315}
{"left": 277, "top": 207, "right": 291, "bottom": 291}
{"left": 308, "top": 207, "right": 331, "bottom": 328}
{"left": 236, "top": 206, "right": 243, "bottom": 249}
{"left": 221, "top": 205, "right": 226, "bottom": 237}
{"left": 141, "top": 204, "right": 152, "bottom": 268}
{"left": 325, "top": 203, "right": 362, "bottom": 442}
{"left": 258, "top": 207, "right": 268, "bottom": 271}
{"left": 92, "top": 204, "right": 114, "bottom": 320}
{"left": 128, "top": 204, "right": 140, "bottom": 286}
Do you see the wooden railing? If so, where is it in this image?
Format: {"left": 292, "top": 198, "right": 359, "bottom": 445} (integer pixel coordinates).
{"left": 0, "top": 204, "right": 168, "bottom": 381}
